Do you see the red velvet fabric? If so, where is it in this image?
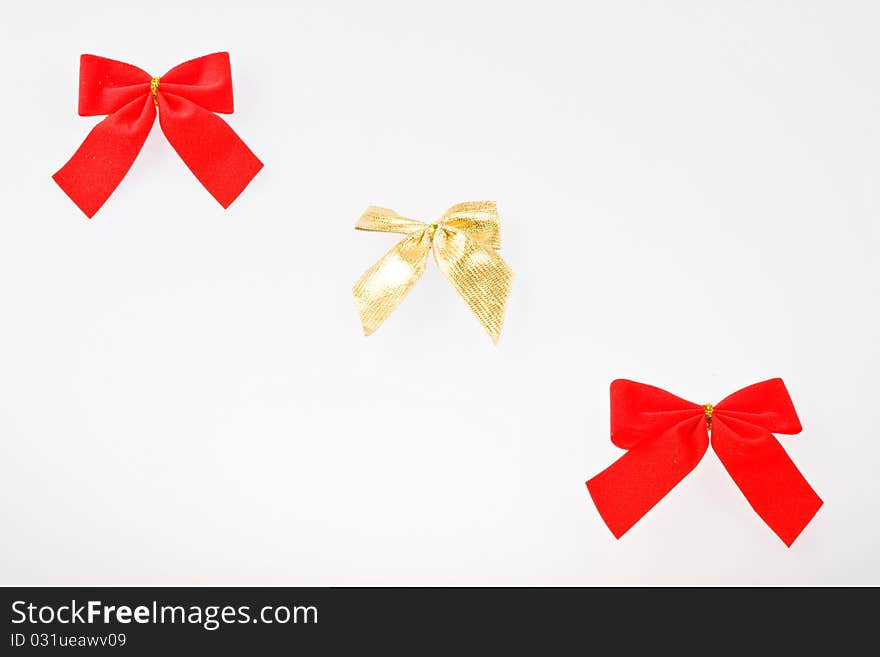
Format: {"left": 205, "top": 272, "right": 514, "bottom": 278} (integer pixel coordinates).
{"left": 586, "top": 379, "right": 822, "bottom": 546}
{"left": 53, "top": 53, "right": 262, "bottom": 218}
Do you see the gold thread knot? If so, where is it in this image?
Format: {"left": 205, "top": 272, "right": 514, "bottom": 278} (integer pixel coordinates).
{"left": 703, "top": 403, "right": 714, "bottom": 431}
{"left": 150, "top": 77, "right": 161, "bottom": 106}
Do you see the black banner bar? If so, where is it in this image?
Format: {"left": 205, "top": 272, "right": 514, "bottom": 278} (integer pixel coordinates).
{"left": 0, "top": 587, "right": 863, "bottom": 653}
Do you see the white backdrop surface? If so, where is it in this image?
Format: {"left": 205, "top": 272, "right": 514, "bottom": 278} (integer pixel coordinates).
{"left": 1, "top": 0, "right": 878, "bottom": 585}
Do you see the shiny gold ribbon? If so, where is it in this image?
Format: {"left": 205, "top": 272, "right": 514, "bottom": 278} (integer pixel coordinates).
{"left": 150, "top": 77, "right": 160, "bottom": 106}
{"left": 353, "top": 201, "right": 513, "bottom": 343}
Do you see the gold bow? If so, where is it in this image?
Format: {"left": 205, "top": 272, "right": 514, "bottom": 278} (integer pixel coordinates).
{"left": 353, "top": 201, "right": 513, "bottom": 343}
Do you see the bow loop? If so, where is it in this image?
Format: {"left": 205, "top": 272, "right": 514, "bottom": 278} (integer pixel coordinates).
{"left": 714, "top": 378, "right": 802, "bottom": 435}
{"left": 355, "top": 206, "right": 427, "bottom": 235}
{"left": 439, "top": 201, "right": 501, "bottom": 249}
{"left": 77, "top": 55, "right": 151, "bottom": 116}
{"left": 158, "top": 52, "right": 234, "bottom": 114}
{"left": 609, "top": 379, "right": 703, "bottom": 449}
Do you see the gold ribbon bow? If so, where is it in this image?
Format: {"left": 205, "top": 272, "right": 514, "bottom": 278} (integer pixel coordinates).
{"left": 353, "top": 201, "right": 513, "bottom": 343}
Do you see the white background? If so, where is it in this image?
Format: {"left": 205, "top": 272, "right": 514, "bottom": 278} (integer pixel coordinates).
{"left": 1, "top": 0, "right": 878, "bottom": 585}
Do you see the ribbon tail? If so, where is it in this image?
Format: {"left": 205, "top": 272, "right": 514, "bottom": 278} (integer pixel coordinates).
{"left": 433, "top": 227, "right": 512, "bottom": 343}
{"left": 52, "top": 96, "right": 156, "bottom": 218}
{"left": 586, "top": 417, "right": 708, "bottom": 538}
{"left": 158, "top": 93, "right": 262, "bottom": 208}
{"left": 353, "top": 230, "right": 431, "bottom": 335}
{"left": 712, "top": 418, "right": 823, "bottom": 546}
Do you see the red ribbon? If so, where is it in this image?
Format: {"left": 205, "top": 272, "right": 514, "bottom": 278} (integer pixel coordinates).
{"left": 586, "top": 379, "right": 822, "bottom": 546}
{"left": 53, "top": 53, "right": 263, "bottom": 218}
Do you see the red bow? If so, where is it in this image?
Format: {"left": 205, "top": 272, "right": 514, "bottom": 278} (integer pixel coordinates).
{"left": 53, "top": 53, "right": 263, "bottom": 218}
{"left": 586, "top": 379, "right": 822, "bottom": 546}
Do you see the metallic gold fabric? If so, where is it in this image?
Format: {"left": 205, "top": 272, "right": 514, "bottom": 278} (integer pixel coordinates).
{"left": 150, "top": 77, "right": 160, "bottom": 106}
{"left": 353, "top": 201, "right": 513, "bottom": 343}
